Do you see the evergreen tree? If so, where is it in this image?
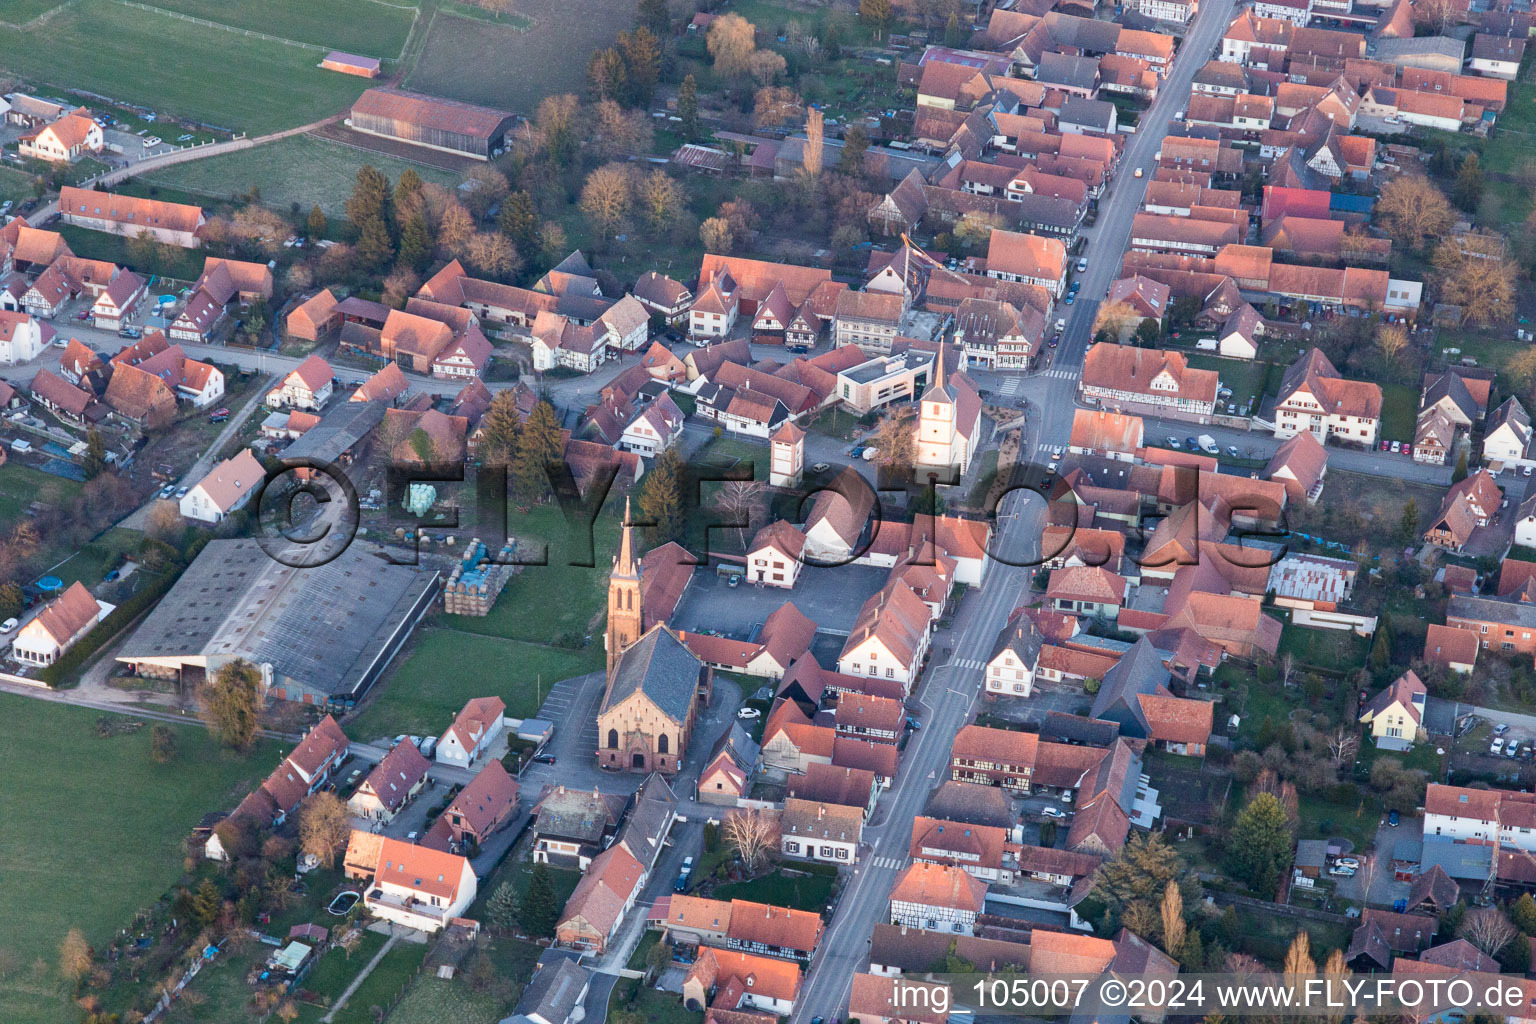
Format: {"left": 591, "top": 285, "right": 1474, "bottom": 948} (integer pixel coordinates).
{"left": 588, "top": 48, "right": 628, "bottom": 102}
{"left": 637, "top": 447, "right": 686, "bottom": 543}
{"left": 1371, "top": 611, "right": 1393, "bottom": 670}
{"left": 842, "top": 123, "right": 871, "bottom": 179}
{"left": 478, "top": 391, "right": 524, "bottom": 467}
{"left": 344, "top": 165, "right": 393, "bottom": 230}
{"left": 393, "top": 167, "right": 425, "bottom": 226}
{"left": 944, "top": 11, "right": 963, "bottom": 45}
{"left": 1453, "top": 449, "right": 1469, "bottom": 483}
{"left": 1399, "top": 498, "right": 1419, "bottom": 542}
{"left": 498, "top": 190, "right": 540, "bottom": 254}
{"left": 619, "top": 27, "right": 663, "bottom": 107}
{"left": 1513, "top": 893, "right": 1536, "bottom": 936}
{"left": 487, "top": 881, "right": 521, "bottom": 933}
{"left": 1178, "top": 929, "right": 1204, "bottom": 969}
{"left": 1453, "top": 153, "right": 1484, "bottom": 212}
{"left": 0, "top": 582, "right": 22, "bottom": 620}
{"left": 638, "top": 0, "right": 669, "bottom": 34}
{"left": 522, "top": 861, "right": 561, "bottom": 937}
{"left": 678, "top": 75, "right": 698, "bottom": 139}
{"left": 83, "top": 428, "right": 106, "bottom": 479}
{"left": 512, "top": 400, "right": 563, "bottom": 502}
{"left": 306, "top": 204, "right": 327, "bottom": 240}
{"left": 1226, "top": 792, "right": 1295, "bottom": 895}
{"left": 191, "top": 878, "right": 221, "bottom": 927}
{"left": 398, "top": 213, "right": 433, "bottom": 273}
{"left": 355, "top": 216, "right": 395, "bottom": 271}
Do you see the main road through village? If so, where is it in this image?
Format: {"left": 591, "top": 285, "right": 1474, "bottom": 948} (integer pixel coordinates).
{"left": 785, "top": 0, "right": 1242, "bottom": 1016}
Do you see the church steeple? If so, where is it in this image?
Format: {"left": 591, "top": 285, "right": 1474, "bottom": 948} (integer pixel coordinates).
{"left": 606, "top": 497, "right": 644, "bottom": 673}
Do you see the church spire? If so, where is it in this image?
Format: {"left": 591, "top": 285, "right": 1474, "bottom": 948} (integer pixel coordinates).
{"left": 614, "top": 496, "right": 640, "bottom": 579}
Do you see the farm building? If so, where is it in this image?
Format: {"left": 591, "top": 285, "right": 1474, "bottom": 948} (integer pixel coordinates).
{"left": 321, "top": 51, "right": 382, "bottom": 78}
{"left": 347, "top": 88, "right": 516, "bottom": 160}
{"left": 58, "top": 187, "right": 205, "bottom": 248}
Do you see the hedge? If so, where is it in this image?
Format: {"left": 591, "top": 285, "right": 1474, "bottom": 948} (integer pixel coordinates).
{"left": 41, "top": 571, "right": 177, "bottom": 687}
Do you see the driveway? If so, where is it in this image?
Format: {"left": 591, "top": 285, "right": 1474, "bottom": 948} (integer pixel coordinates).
{"left": 1333, "top": 817, "right": 1415, "bottom": 908}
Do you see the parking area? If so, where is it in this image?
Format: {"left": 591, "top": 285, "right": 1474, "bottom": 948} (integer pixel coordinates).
{"left": 1333, "top": 818, "right": 1415, "bottom": 907}
{"left": 982, "top": 687, "right": 1093, "bottom": 726}
{"left": 669, "top": 562, "right": 891, "bottom": 640}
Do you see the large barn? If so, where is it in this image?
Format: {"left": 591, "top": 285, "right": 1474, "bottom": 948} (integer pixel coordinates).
{"left": 347, "top": 88, "right": 516, "bottom": 160}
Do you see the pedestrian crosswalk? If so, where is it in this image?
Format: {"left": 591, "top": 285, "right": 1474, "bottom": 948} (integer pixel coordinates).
{"left": 948, "top": 657, "right": 985, "bottom": 671}
{"left": 994, "top": 377, "right": 1022, "bottom": 396}
{"left": 868, "top": 855, "right": 907, "bottom": 871}
{"left": 1041, "top": 368, "right": 1079, "bottom": 380}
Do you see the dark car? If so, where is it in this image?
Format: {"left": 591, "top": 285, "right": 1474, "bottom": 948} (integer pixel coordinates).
{"left": 1185, "top": 437, "right": 1198, "bottom": 449}
{"left": 533, "top": 753, "right": 556, "bottom": 765}
{"left": 1388, "top": 810, "right": 1400, "bottom": 827}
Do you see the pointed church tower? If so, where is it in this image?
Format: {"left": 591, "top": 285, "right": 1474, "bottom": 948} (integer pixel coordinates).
{"left": 917, "top": 347, "right": 960, "bottom": 484}
{"left": 606, "top": 497, "right": 645, "bottom": 674}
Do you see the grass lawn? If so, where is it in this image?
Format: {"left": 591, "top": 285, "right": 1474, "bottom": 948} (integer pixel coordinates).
{"left": 0, "top": 165, "right": 36, "bottom": 205}
{"left": 326, "top": 940, "right": 427, "bottom": 1024}
{"left": 297, "top": 931, "right": 389, "bottom": 1008}
{"left": 713, "top": 869, "right": 835, "bottom": 912}
{"left": 0, "top": 461, "right": 81, "bottom": 523}
{"left": 1297, "top": 792, "right": 1377, "bottom": 852}
{"left": 346, "top": 627, "right": 599, "bottom": 742}
{"left": 1277, "top": 622, "right": 1369, "bottom": 675}
{"left": 1185, "top": 353, "right": 1270, "bottom": 405}
{"left": 696, "top": 435, "right": 770, "bottom": 481}
{"left": 1379, "top": 383, "right": 1419, "bottom": 444}
{"left": 0, "top": 696, "right": 277, "bottom": 1024}
{"left": 406, "top": 0, "right": 625, "bottom": 114}
{"left": 136, "top": 0, "right": 416, "bottom": 55}
{"left": 441, "top": 504, "right": 622, "bottom": 647}
{"left": 142, "top": 134, "right": 468, "bottom": 218}
{"left": 383, "top": 975, "right": 505, "bottom": 1024}
{"left": 7, "top": 0, "right": 372, "bottom": 133}
{"left": 609, "top": 983, "right": 704, "bottom": 1024}
{"left": 57, "top": 222, "right": 209, "bottom": 281}
{"left": 0, "top": 0, "right": 61, "bottom": 21}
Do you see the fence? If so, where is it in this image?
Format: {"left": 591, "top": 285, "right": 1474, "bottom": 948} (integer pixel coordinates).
{"left": 1207, "top": 890, "right": 1351, "bottom": 926}
{"left": 113, "top": 0, "right": 327, "bottom": 50}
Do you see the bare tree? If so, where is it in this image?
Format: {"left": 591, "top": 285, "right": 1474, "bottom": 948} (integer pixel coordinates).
{"left": 1326, "top": 726, "right": 1360, "bottom": 769}
{"left": 1278, "top": 651, "right": 1295, "bottom": 689}
{"left": 1459, "top": 906, "right": 1518, "bottom": 957}
{"left": 706, "top": 13, "right": 757, "bottom": 76}
{"left": 723, "top": 807, "right": 780, "bottom": 873}
{"left": 57, "top": 928, "right": 90, "bottom": 984}
{"left": 1374, "top": 176, "right": 1454, "bottom": 250}
{"left": 1376, "top": 324, "right": 1409, "bottom": 368}
{"left": 1093, "top": 300, "right": 1139, "bottom": 343}
{"left": 803, "top": 108, "right": 824, "bottom": 179}
{"left": 710, "top": 480, "right": 768, "bottom": 547}
{"left": 297, "top": 792, "right": 352, "bottom": 869}
{"left": 870, "top": 407, "right": 917, "bottom": 472}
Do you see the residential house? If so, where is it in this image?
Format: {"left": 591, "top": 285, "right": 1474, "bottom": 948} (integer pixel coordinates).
{"left": 1046, "top": 566, "right": 1126, "bottom": 619}
{"left": 511, "top": 959, "right": 591, "bottom": 1024}
{"left": 849, "top": 974, "right": 951, "bottom": 1024}
{"left": 682, "top": 948, "right": 802, "bottom": 1016}
{"left": 531, "top": 784, "right": 626, "bottom": 868}
{"left": 1423, "top": 783, "right": 1536, "bottom": 853}
{"left": 18, "top": 109, "right": 102, "bottom": 162}
{"left": 837, "top": 578, "right": 935, "bottom": 690}
{"left": 58, "top": 187, "right": 206, "bottom": 247}
{"left": 780, "top": 797, "right": 862, "bottom": 864}
{"left": 1272, "top": 348, "right": 1382, "bottom": 446}
{"left": 1484, "top": 397, "right": 1533, "bottom": 472}
{"left": 747, "top": 521, "right": 808, "bottom": 589}
{"left": 888, "top": 862, "right": 987, "bottom": 936}
{"left": 1068, "top": 409, "right": 1143, "bottom": 462}
{"left": 1445, "top": 594, "right": 1536, "bottom": 661}
{"left": 1080, "top": 343, "right": 1218, "bottom": 420}
{"left": 267, "top": 354, "right": 334, "bottom": 411}
{"left": 286, "top": 289, "right": 341, "bottom": 342}
{"left": 909, "top": 816, "right": 1014, "bottom": 883}
{"left": 360, "top": 836, "right": 477, "bottom": 932}
{"left": 556, "top": 841, "right": 646, "bottom": 952}
{"left": 436, "top": 695, "right": 506, "bottom": 768}
{"left": 1423, "top": 623, "right": 1479, "bottom": 675}
{"left": 984, "top": 615, "right": 1042, "bottom": 698}
{"left": 618, "top": 393, "right": 685, "bottom": 458}
{"left": 28, "top": 367, "right": 96, "bottom": 425}
{"left": 348, "top": 739, "right": 431, "bottom": 823}
{"left": 985, "top": 230, "right": 1067, "bottom": 297}
{"left": 633, "top": 271, "right": 693, "bottom": 325}
{"left": 1424, "top": 470, "right": 1501, "bottom": 552}
{"left": 180, "top": 449, "right": 265, "bottom": 524}
{"left": 89, "top": 271, "right": 146, "bottom": 332}
{"left": 697, "top": 724, "right": 760, "bottom": 806}
{"left": 10, "top": 581, "right": 109, "bottom": 666}
{"left": 0, "top": 309, "right": 53, "bottom": 364}
{"left": 1263, "top": 430, "right": 1328, "bottom": 504}
{"left": 726, "top": 900, "right": 823, "bottom": 962}
{"left": 1359, "top": 671, "right": 1427, "bottom": 750}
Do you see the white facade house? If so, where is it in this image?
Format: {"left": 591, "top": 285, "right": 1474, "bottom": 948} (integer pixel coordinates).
{"left": 266, "top": 354, "right": 334, "bottom": 411}
{"left": 780, "top": 798, "right": 862, "bottom": 865}
{"left": 180, "top": 449, "right": 265, "bottom": 524}
{"left": 1517, "top": 495, "right": 1536, "bottom": 549}
{"left": 984, "top": 620, "right": 1041, "bottom": 698}
{"left": 362, "top": 836, "right": 477, "bottom": 932}
{"left": 1132, "top": 0, "right": 1195, "bottom": 22}
{"left": 0, "top": 310, "right": 53, "bottom": 364}
{"left": 436, "top": 696, "right": 506, "bottom": 768}
{"left": 1422, "top": 784, "right": 1536, "bottom": 854}
{"left": 11, "top": 582, "right": 110, "bottom": 666}
{"left": 617, "top": 394, "right": 685, "bottom": 458}
{"left": 888, "top": 862, "right": 986, "bottom": 936}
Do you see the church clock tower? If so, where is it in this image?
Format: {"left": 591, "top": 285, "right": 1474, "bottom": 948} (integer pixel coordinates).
{"left": 605, "top": 497, "right": 644, "bottom": 673}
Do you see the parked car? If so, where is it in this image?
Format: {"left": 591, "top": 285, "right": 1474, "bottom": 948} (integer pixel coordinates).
{"left": 158, "top": 484, "right": 174, "bottom": 498}
{"left": 1166, "top": 436, "right": 1181, "bottom": 449}
{"left": 906, "top": 716, "right": 921, "bottom": 731}
{"left": 532, "top": 753, "right": 556, "bottom": 765}
{"left": 1226, "top": 446, "right": 1240, "bottom": 458}
{"left": 811, "top": 462, "right": 830, "bottom": 473}
{"left": 1492, "top": 738, "right": 1506, "bottom": 755}
{"left": 1041, "top": 806, "right": 1067, "bottom": 819}
{"left": 1329, "top": 866, "right": 1356, "bottom": 877}
{"left": 1509, "top": 743, "right": 1522, "bottom": 758}
{"left": 174, "top": 486, "right": 188, "bottom": 499}
{"left": 103, "top": 569, "right": 120, "bottom": 582}
{"left": 1495, "top": 723, "right": 1510, "bottom": 735}
{"left": 674, "top": 856, "right": 694, "bottom": 892}
{"left": 1185, "top": 437, "right": 1198, "bottom": 450}
{"left": 1390, "top": 441, "right": 1401, "bottom": 453}
{"left": 1063, "top": 294, "right": 1074, "bottom": 305}
{"left": 1076, "top": 258, "right": 1088, "bottom": 273}
{"left": 208, "top": 412, "right": 228, "bottom": 423}
{"left": 1334, "top": 857, "right": 1360, "bottom": 870}
{"left": 0, "top": 617, "right": 16, "bottom": 634}
{"left": 736, "top": 706, "right": 761, "bottom": 720}
{"left": 1380, "top": 440, "right": 1390, "bottom": 451}
{"left": 1388, "top": 810, "right": 1400, "bottom": 827}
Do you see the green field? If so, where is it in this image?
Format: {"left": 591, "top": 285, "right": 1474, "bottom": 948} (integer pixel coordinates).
{"left": 142, "top": 134, "right": 468, "bottom": 217}
{"left": 713, "top": 869, "right": 836, "bottom": 912}
{"left": 0, "top": 0, "right": 58, "bottom": 22}
{"left": 57, "top": 223, "right": 206, "bottom": 281}
{"left": 0, "top": 462, "right": 81, "bottom": 523}
{"left": 0, "top": 696, "right": 276, "bottom": 1024}
{"left": 136, "top": 0, "right": 416, "bottom": 55}
{"left": 345, "top": 626, "right": 599, "bottom": 742}
{"left": 405, "top": 0, "right": 622, "bottom": 113}
{"left": 6, "top": 0, "right": 372, "bottom": 133}
{"left": 1379, "top": 383, "right": 1419, "bottom": 444}
{"left": 0, "top": 165, "right": 36, "bottom": 204}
